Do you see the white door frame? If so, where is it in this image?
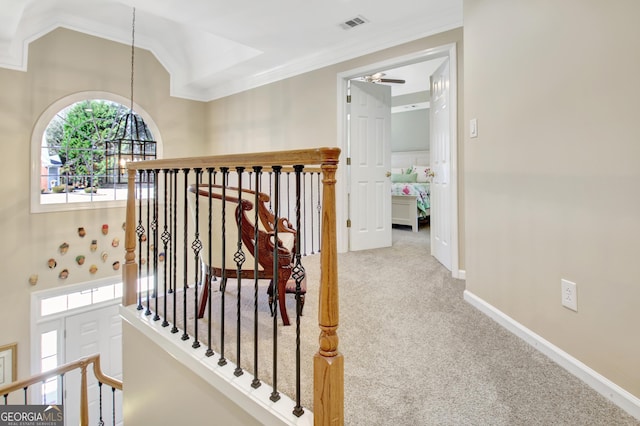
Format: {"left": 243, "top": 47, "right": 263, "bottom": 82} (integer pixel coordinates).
{"left": 336, "top": 42, "right": 460, "bottom": 278}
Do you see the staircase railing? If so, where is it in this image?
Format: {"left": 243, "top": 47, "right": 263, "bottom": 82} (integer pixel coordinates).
{"left": 0, "top": 354, "right": 122, "bottom": 426}
{"left": 122, "top": 147, "right": 343, "bottom": 425}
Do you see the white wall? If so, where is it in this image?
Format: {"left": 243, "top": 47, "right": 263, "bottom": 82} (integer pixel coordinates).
{"left": 464, "top": 0, "right": 640, "bottom": 399}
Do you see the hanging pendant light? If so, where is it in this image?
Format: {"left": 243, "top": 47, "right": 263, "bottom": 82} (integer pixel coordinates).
{"left": 105, "top": 7, "right": 156, "bottom": 185}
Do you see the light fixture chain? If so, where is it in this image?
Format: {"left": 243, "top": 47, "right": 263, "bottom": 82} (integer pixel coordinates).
{"left": 129, "top": 7, "right": 136, "bottom": 113}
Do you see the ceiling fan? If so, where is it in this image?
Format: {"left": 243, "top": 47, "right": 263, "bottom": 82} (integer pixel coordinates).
{"left": 362, "top": 72, "right": 405, "bottom": 84}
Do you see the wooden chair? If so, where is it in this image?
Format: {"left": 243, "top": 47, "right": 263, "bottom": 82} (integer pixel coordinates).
{"left": 187, "top": 184, "right": 305, "bottom": 326}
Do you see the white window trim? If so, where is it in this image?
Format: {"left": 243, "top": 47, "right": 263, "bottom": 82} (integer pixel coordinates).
{"left": 31, "top": 91, "right": 163, "bottom": 213}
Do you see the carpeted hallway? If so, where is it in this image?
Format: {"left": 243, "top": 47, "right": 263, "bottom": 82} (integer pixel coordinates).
{"left": 332, "top": 223, "right": 638, "bottom": 425}
{"left": 150, "top": 222, "right": 639, "bottom": 425}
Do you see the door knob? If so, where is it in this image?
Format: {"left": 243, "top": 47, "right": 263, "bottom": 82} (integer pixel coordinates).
{"left": 385, "top": 171, "right": 391, "bottom": 177}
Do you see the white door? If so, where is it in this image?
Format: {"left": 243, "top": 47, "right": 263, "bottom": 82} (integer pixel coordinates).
{"left": 430, "top": 59, "right": 452, "bottom": 270}
{"left": 348, "top": 80, "right": 392, "bottom": 251}
{"left": 65, "top": 304, "right": 123, "bottom": 426}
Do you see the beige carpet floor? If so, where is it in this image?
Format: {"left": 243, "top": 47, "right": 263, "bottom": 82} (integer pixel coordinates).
{"left": 147, "top": 223, "right": 639, "bottom": 425}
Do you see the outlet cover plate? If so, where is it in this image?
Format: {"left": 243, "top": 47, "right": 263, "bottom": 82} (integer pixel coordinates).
{"left": 561, "top": 279, "right": 578, "bottom": 311}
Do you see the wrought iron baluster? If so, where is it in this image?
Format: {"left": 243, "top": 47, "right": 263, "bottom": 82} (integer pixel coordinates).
{"left": 292, "top": 164, "right": 306, "bottom": 417}
{"left": 161, "top": 169, "right": 170, "bottom": 327}
{"left": 60, "top": 373, "right": 64, "bottom": 407}
{"left": 192, "top": 168, "right": 202, "bottom": 349}
{"left": 268, "top": 171, "right": 273, "bottom": 213}
{"left": 234, "top": 166, "right": 245, "bottom": 377}
{"left": 23, "top": 387, "right": 27, "bottom": 404}
{"left": 302, "top": 173, "right": 307, "bottom": 257}
{"left": 251, "top": 166, "right": 262, "bottom": 389}
{"left": 218, "top": 167, "right": 229, "bottom": 367}
{"left": 181, "top": 168, "right": 190, "bottom": 341}
{"left": 153, "top": 169, "right": 160, "bottom": 321}
{"left": 98, "top": 382, "right": 104, "bottom": 426}
{"left": 270, "top": 165, "right": 281, "bottom": 403}
{"left": 145, "top": 170, "right": 152, "bottom": 316}
{"left": 286, "top": 171, "right": 291, "bottom": 219}
{"left": 205, "top": 168, "right": 215, "bottom": 358}
{"left": 171, "top": 169, "right": 179, "bottom": 334}
{"left": 111, "top": 387, "right": 116, "bottom": 426}
{"left": 168, "top": 169, "right": 174, "bottom": 294}
{"left": 136, "top": 170, "right": 145, "bottom": 310}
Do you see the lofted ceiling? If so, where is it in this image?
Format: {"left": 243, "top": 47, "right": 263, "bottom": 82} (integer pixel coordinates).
{"left": 0, "top": 0, "right": 462, "bottom": 101}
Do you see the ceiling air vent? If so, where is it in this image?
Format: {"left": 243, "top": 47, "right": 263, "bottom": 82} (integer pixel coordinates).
{"left": 340, "top": 15, "right": 369, "bottom": 30}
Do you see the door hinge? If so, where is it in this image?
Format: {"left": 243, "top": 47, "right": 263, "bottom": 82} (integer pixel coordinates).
{"left": 346, "top": 157, "right": 351, "bottom": 165}
{"left": 346, "top": 94, "right": 351, "bottom": 103}
{"left": 346, "top": 219, "right": 351, "bottom": 228}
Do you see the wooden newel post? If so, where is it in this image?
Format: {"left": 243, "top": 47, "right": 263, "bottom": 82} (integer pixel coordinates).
{"left": 314, "top": 161, "right": 344, "bottom": 425}
{"left": 123, "top": 168, "right": 138, "bottom": 306}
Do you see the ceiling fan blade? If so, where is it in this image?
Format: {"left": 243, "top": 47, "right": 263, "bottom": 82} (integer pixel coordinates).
{"left": 379, "top": 78, "right": 405, "bottom": 84}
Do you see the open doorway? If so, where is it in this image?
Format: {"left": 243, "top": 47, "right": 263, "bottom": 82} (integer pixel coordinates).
{"left": 337, "top": 43, "right": 459, "bottom": 276}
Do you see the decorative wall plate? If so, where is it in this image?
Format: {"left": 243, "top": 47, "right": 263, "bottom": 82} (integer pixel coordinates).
{"left": 59, "top": 243, "right": 69, "bottom": 255}
{"left": 89, "top": 265, "right": 98, "bottom": 274}
{"left": 29, "top": 274, "right": 38, "bottom": 285}
{"left": 48, "top": 258, "right": 57, "bottom": 269}
{"left": 101, "top": 251, "right": 108, "bottom": 262}
{"left": 90, "top": 240, "right": 98, "bottom": 252}
{"left": 58, "top": 269, "right": 69, "bottom": 279}
{"left": 112, "top": 261, "right": 120, "bottom": 271}
{"left": 75, "top": 255, "right": 85, "bottom": 265}
{"left": 102, "top": 224, "right": 109, "bottom": 235}
{"left": 111, "top": 238, "right": 119, "bottom": 248}
{"left": 159, "top": 252, "right": 165, "bottom": 262}
{"left": 78, "top": 227, "right": 86, "bottom": 238}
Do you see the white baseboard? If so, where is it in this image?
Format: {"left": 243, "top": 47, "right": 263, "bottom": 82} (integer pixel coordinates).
{"left": 463, "top": 290, "right": 640, "bottom": 421}
{"left": 456, "top": 269, "right": 466, "bottom": 280}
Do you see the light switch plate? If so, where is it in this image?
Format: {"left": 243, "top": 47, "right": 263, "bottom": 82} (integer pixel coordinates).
{"left": 470, "top": 118, "right": 478, "bottom": 138}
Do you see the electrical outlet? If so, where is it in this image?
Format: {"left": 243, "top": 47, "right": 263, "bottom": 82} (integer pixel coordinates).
{"left": 561, "top": 279, "right": 578, "bottom": 311}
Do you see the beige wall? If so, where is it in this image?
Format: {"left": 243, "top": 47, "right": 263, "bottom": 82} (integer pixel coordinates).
{"left": 122, "top": 321, "right": 262, "bottom": 426}
{"left": 0, "top": 28, "right": 205, "bottom": 380}
{"left": 464, "top": 1, "right": 640, "bottom": 398}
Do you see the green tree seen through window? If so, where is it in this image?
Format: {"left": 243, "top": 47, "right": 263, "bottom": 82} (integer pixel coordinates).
{"left": 39, "top": 98, "right": 156, "bottom": 206}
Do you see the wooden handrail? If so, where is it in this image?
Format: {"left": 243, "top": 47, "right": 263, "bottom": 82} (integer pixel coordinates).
{"left": 0, "top": 354, "right": 122, "bottom": 396}
{"left": 124, "top": 147, "right": 340, "bottom": 170}
{"left": 0, "top": 354, "right": 122, "bottom": 426}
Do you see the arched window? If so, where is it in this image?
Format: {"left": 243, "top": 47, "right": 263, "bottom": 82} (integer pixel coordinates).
{"left": 32, "top": 93, "right": 161, "bottom": 212}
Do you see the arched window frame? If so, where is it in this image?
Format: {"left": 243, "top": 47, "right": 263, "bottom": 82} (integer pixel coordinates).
{"left": 31, "top": 91, "right": 163, "bottom": 213}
